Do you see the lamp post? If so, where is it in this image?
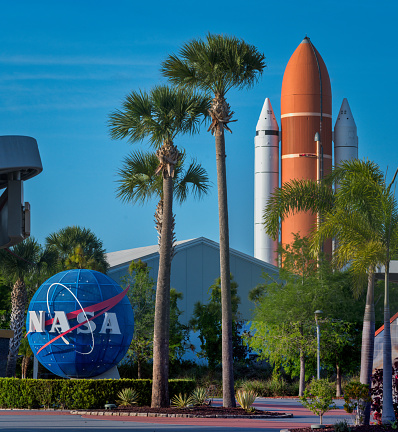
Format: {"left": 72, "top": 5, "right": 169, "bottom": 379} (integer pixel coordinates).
{"left": 315, "top": 310, "right": 323, "bottom": 379}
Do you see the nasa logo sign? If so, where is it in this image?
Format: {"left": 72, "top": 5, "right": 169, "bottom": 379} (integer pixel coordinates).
{"left": 26, "top": 269, "right": 134, "bottom": 379}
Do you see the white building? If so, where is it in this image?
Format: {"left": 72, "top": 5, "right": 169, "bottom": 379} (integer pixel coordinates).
{"left": 106, "top": 237, "right": 279, "bottom": 325}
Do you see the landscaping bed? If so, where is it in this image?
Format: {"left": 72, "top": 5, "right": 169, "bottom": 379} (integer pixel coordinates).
{"left": 73, "top": 405, "right": 292, "bottom": 418}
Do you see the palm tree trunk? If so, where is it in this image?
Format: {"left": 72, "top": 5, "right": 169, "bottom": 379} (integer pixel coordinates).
{"left": 299, "top": 348, "right": 305, "bottom": 396}
{"left": 382, "top": 260, "right": 395, "bottom": 423}
{"left": 336, "top": 363, "right": 342, "bottom": 397}
{"left": 360, "top": 271, "right": 375, "bottom": 425}
{"left": 214, "top": 123, "right": 235, "bottom": 408}
{"left": 137, "top": 358, "right": 142, "bottom": 379}
{"left": 22, "top": 356, "right": 30, "bottom": 379}
{"left": 7, "top": 278, "right": 27, "bottom": 377}
{"left": 155, "top": 199, "right": 177, "bottom": 259}
{"left": 151, "top": 159, "right": 174, "bottom": 408}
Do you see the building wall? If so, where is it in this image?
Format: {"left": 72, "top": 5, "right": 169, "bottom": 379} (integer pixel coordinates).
{"left": 108, "top": 239, "right": 279, "bottom": 325}
{"left": 373, "top": 318, "right": 398, "bottom": 371}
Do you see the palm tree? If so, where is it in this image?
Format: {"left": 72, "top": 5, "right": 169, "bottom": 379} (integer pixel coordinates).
{"left": 46, "top": 225, "right": 109, "bottom": 273}
{"left": 0, "top": 238, "right": 56, "bottom": 377}
{"left": 108, "top": 85, "right": 210, "bottom": 407}
{"left": 162, "top": 33, "right": 266, "bottom": 407}
{"left": 116, "top": 149, "right": 210, "bottom": 254}
{"left": 263, "top": 159, "right": 398, "bottom": 423}
{"left": 312, "top": 161, "right": 398, "bottom": 423}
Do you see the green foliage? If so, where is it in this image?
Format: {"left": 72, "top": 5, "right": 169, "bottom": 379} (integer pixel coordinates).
{"left": 124, "top": 260, "right": 156, "bottom": 375}
{"left": 116, "top": 388, "right": 139, "bottom": 406}
{"left": 191, "top": 387, "right": 209, "bottom": 406}
{"left": 64, "top": 245, "right": 106, "bottom": 271}
{"left": 123, "top": 261, "right": 189, "bottom": 373}
{"left": 343, "top": 381, "right": 371, "bottom": 425}
{"left": 235, "top": 389, "right": 257, "bottom": 412}
{"left": 108, "top": 85, "right": 211, "bottom": 148}
{"left": 46, "top": 226, "right": 109, "bottom": 273}
{"left": 300, "top": 379, "right": 336, "bottom": 424}
{"left": 247, "top": 235, "right": 363, "bottom": 384}
{"left": 169, "top": 288, "right": 190, "bottom": 361}
{"left": 161, "top": 33, "right": 266, "bottom": 98}
{"left": 0, "top": 378, "right": 195, "bottom": 409}
{"left": 171, "top": 393, "right": 194, "bottom": 408}
{"left": 190, "top": 274, "right": 250, "bottom": 369}
{"left": 116, "top": 150, "right": 210, "bottom": 205}
{"left": 334, "top": 419, "right": 351, "bottom": 432}
{"left": 0, "top": 280, "right": 11, "bottom": 328}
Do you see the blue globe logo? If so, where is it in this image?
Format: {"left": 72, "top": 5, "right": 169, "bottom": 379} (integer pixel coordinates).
{"left": 26, "top": 269, "right": 134, "bottom": 379}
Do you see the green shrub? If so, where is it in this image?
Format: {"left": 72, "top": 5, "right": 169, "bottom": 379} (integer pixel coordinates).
{"left": 191, "top": 387, "right": 209, "bottom": 406}
{"left": 235, "top": 389, "right": 257, "bottom": 412}
{"left": 343, "top": 381, "right": 371, "bottom": 426}
{"left": 116, "top": 388, "right": 139, "bottom": 406}
{"left": 300, "top": 379, "right": 336, "bottom": 425}
{"left": 334, "top": 419, "right": 351, "bottom": 432}
{"left": 0, "top": 378, "right": 195, "bottom": 409}
{"left": 171, "top": 393, "right": 193, "bottom": 408}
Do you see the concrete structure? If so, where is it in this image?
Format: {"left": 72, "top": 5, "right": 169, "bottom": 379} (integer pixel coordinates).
{"left": 0, "top": 135, "right": 42, "bottom": 248}
{"left": 107, "top": 237, "right": 279, "bottom": 325}
{"left": 0, "top": 329, "right": 13, "bottom": 377}
{"left": 254, "top": 38, "right": 358, "bottom": 264}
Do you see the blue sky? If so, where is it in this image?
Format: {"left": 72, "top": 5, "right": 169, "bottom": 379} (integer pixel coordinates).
{"left": 1, "top": 0, "right": 397, "bottom": 257}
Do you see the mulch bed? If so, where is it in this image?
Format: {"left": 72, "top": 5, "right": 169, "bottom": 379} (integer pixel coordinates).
{"left": 117, "top": 405, "right": 285, "bottom": 416}
{"left": 77, "top": 405, "right": 291, "bottom": 418}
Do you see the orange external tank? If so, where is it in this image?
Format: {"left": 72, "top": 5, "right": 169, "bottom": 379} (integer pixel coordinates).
{"left": 280, "top": 37, "right": 332, "bottom": 254}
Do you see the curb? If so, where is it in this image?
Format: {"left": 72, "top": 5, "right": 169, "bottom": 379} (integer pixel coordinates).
{"left": 70, "top": 410, "right": 294, "bottom": 419}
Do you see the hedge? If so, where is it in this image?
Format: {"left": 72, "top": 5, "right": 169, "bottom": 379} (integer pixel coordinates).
{"left": 0, "top": 378, "right": 196, "bottom": 409}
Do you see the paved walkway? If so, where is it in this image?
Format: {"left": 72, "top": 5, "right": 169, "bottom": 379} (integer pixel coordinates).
{"left": 0, "top": 398, "right": 353, "bottom": 432}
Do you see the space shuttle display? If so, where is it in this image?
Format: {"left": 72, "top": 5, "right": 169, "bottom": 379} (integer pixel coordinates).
{"left": 254, "top": 37, "right": 358, "bottom": 265}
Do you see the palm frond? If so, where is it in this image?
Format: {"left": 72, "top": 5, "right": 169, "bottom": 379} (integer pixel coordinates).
{"left": 174, "top": 160, "right": 210, "bottom": 204}
{"left": 116, "top": 150, "right": 162, "bottom": 204}
{"left": 263, "top": 179, "right": 335, "bottom": 240}
{"left": 109, "top": 85, "right": 210, "bottom": 148}
{"left": 162, "top": 33, "right": 266, "bottom": 97}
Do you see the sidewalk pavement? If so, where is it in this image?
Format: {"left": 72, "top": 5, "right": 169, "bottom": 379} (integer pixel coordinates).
{"left": 0, "top": 398, "right": 353, "bottom": 432}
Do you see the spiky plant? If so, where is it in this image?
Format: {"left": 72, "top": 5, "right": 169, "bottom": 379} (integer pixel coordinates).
{"left": 191, "top": 387, "right": 209, "bottom": 406}
{"left": 171, "top": 393, "right": 193, "bottom": 408}
{"left": 235, "top": 389, "right": 257, "bottom": 412}
{"left": 116, "top": 388, "right": 139, "bottom": 406}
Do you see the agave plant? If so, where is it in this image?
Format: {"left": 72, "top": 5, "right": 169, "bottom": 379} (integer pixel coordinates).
{"left": 191, "top": 387, "right": 210, "bottom": 406}
{"left": 116, "top": 388, "right": 139, "bottom": 406}
{"left": 171, "top": 393, "right": 193, "bottom": 408}
{"left": 235, "top": 389, "right": 257, "bottom": 413}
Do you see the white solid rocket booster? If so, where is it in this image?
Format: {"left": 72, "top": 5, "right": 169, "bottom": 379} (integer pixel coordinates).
{"left": 334, "top": 98, "right": 358, "bottom": 166}
{"left": 254, "top": 98, "right": 279, "bottom": 265}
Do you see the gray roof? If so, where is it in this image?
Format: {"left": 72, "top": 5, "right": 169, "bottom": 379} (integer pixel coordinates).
{"left": 106, "top": 237, "right": 277, "bottom": 272}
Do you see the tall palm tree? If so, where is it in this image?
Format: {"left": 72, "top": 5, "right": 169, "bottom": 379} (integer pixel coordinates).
{"left": 46, "top": 225, "right": 109, "bottom": 273}
{"left": 162, "top": 34, "right": 266, "bottom": 407}
{"left": 108, "top": 85, "right": 210, "bottom": 407}
{"left": 263, "top": 159, "right": 398, "bottom": 423}
{"left": 313, "top": 161, "right": 398, "bottom": 423}
{"left": 0, "top": 238, "right": 56, "bottom": 377}
{"left": 116, "top": 149, "right": 209, "bottom": 254}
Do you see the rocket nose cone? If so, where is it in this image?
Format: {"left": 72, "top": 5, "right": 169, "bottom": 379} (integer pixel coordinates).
{"left": 335, "top": 98, "right": 356, "bottom": 128}
{"left": 256, "top": 97, "right": 279, "bottom": 131}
